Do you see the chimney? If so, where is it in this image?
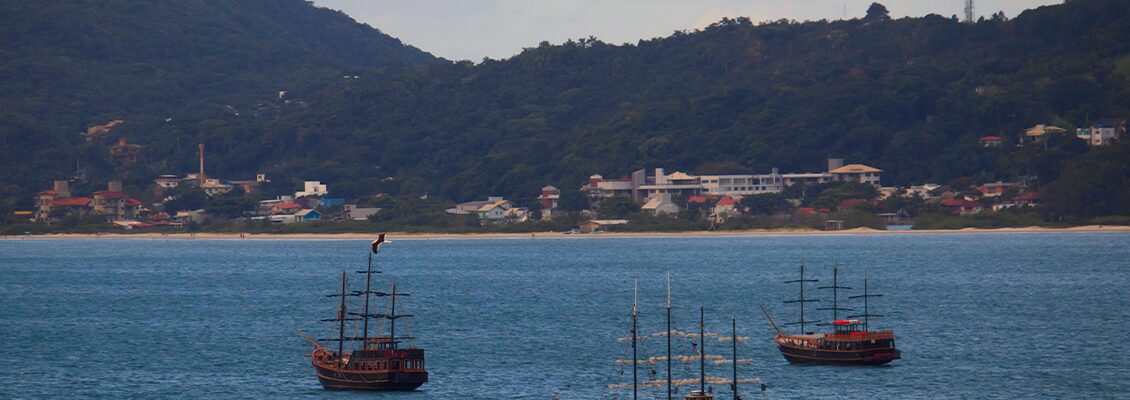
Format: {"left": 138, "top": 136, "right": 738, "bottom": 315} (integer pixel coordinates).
{"left": 108, "top": 180, "right": 123, "bottom": 192}
{"left": 655, "top": 168, "right": 666, "bottom": 184}
{"left": 828, "top": 158, "right": 844, "bottom": 172}
{"left": 199, "top": 143, "right": 205, "bottom": 186}
{"left": 53, "top": 180, "right": 70, "bottom": 198}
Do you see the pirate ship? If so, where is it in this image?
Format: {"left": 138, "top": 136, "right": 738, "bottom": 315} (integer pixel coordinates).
{"left": 608, "top": 275, "right": 765, "bottom": 400}
{"left": 761, "top": 264, "right": 900, "bottom": 366}
{"left": 296, "top": 235, "right": 428, "bottom": 390}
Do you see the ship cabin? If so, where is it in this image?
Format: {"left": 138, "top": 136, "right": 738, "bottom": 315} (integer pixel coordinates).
{"left": 823, "top": 319, "right": 896, "bottom": 350}
{"left": 684, "top": 390, "right": 714, "bottom": 400}
{"left": 831, "top": 319, "right": 864, "bottom": 335}
{"left": 345, "top": 346, "right": 426, "bottom": 372}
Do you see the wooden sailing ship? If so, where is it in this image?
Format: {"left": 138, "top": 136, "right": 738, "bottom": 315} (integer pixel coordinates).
{"left": 296, "top": 235, "right": 428, "bottom": 390}
{"left": 761, "top": 264, "right": 900, "bottom": 366}
{"left": 609, "top": 274, "right": 765, "bottom": 400}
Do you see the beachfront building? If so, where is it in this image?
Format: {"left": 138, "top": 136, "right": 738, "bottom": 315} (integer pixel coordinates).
{"left": 447, "top": 197, "right": 512, "bottom": 220}
{"left": 538, "top": 186, "right": 560, "bottom": 218}
{"left": 829, "top": 164, "right": 882, "bottom": 186}
{"left": 698, "top": 169, "right": 785, "bottom": 196}
{"left": 581, "top": 170, "right": 647, "bottom": 205}
{"left": 343, "top": 204, "right": 381, "bottom": 221}
{"left": 641, "top": 193, "right": 680, "bottom": 216}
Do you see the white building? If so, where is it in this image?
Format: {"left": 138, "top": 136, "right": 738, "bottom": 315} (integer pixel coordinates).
{"left": 641, "top": 193, "right": 680, "bottom": 216}
{"left": 699, "top": 168, "right": 785, "bottom": 196}
{"left": 295, "top": 181, "right": 328, "bottom": 197}
{"left": 1076, "top": 119, "right": 1125, "bottom": 146}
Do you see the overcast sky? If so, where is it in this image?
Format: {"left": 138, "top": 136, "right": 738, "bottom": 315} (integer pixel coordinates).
{"left": 313, "top": 0, "right": 1063, "bottom": 61}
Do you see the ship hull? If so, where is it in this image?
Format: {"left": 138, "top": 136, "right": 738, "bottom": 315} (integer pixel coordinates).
{"left": 777, "top": 344, "right": 900, "bottom": 366}
{"left": 314, "top": 364, "right": 427, "bottom": 391}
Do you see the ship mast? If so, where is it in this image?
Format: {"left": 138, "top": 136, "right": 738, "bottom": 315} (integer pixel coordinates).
{"left": 848, "top": 273, "right": 883, "bottom": 331}
{"left": 666, "top": 272, "right": 672, "bottom": 400}
{"left": 699, "top": 307, "right": 705, "bottom": 394}
{"left": 391, "top": 282, "right": 398, "bottom": 349}
{"left": 784, "top": 262, "right": 819, "bottom": 334}
{"left": 817, "top": 266, "right": 853, "bottom": 322}
{"left": 337, "top": 271, "right": 347, "bottom": 365}
{"left": 361, "top": 250, "right": 374, "bottom": 348}
{"left": 732, "top": 315, "right": 740, "bottom": 400}
{"left": 631, "top": 280, "right": 638, "bottom": 400}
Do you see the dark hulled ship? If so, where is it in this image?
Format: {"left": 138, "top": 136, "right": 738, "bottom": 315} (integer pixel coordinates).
{"left": 298, "top": 235, "right": 428, "bottom": 390}
{"left": 762, "top": 264, "right": 900, "bottom": 366}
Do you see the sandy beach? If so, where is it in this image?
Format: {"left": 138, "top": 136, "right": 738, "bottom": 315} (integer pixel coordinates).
{"left": 4, "top": 225, "right": 1129, "bottom": 240}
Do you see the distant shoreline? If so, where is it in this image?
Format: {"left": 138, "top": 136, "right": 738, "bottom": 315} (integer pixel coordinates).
{"left": 3, "top": 225, "right": 1129, "bottom": 240}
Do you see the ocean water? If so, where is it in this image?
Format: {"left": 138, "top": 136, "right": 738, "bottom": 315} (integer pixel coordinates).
{"left": 1, "top": 233, "right": 1128, "bottom": 399}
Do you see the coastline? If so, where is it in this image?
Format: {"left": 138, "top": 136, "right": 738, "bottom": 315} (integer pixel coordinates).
{"left": 3, "top": 225, "right": 1129, "bottom": 240}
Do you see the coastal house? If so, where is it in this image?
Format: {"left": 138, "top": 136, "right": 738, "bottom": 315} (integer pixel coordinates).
{"left": 829, "top": 164, "right": 882, "bottom": 187}
{"left": 34, "top": 180, "right": 72, "bottom": 221}
{"left": 940, "top": 199, "right": 983, "bottom": 216}
{"left": 538, "top": 186, "right": 560, "bottom": 218}
{"left": 581, "top": 170, "right": 647, "bottom": 205}
{"left": 200, "top": 179, "right": 234, "bottom": 197}
{"left": 1011, "top": 192, "right": 1041, "bottom": 208}
{"left": 448, "top": 197, "right": 512, "bottom": 220}
{"left": 154, "top": 175, "right": 181, "bottom": 189}
{"left": 343, "top": 204, "right": 381, "bottom": 221}
{"left": 92, "top": 181, "right": 141, "bottom": 220}
{"left": 641, "top": 193, "right": 680, "bottom": 216}
{"left": 979, "top": 136, "right": 1003, "bottom": 148}
{"left": 976, "top": 181, "right": 1019, "bottom": 197}
{"left": 711, "top": 196, "right": 739, "bottom": 220}
{"left": 1021, "top": 124, "right": 1067, "bottom": 146}
{"left": 1076, "top": 119, "right": 1125, "bottom": 146}
{"left": 271, "top": 202, "right": 303, "bottom": 215}
{"left": 295, "top": 209, "right": 322, "bottom": 222}
{"left": 578, "top": 219, "right": 629, "bottom": 233}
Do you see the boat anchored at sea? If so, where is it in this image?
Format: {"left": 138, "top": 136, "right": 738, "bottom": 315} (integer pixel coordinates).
{"left": 762, "top": 264, "right": 900, "bottom": 366}
{"left": 608, "top": 275, "right": 768, "bottom": 399}
{"left": 296, "top": 234, "right": 428, "bottom": 390}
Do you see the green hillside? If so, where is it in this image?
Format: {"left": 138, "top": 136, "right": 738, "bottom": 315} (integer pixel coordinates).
{"left": 2, "top": 0, "right": 1129, "bottom": 221}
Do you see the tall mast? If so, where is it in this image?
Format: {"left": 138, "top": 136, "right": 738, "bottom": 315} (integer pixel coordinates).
{"left": 784, "top": 262, "right": 819, "bottom": 333}
{"left": 631, "top": 280, "right": 638, "bottom": 400}
{"left": 390, "top": 281, "right": 398, "bottom": 349}
{"left": 849, "top": 272, "right": 884, "bottom": 331}
{"left": 732, "top": 315, "right": 739, "bottom": 400}
{"left": 699, "top": 307, "right": 705, "bottom": 394}
{"left": 337, "top": 271, "right": 346, "bottom": 365}
{"left": 818, "top": 266, "right": 853, "bottom": 322}
{"left": 361, "top": 251, "right": 373, "bottom": 348}
{"left": 666, "top": 272, "right": 672, "bottom": 400}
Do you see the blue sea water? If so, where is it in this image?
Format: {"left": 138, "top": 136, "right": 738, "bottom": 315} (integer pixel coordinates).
{"left": 1, "top": 233, "right": 1128, "bottom": 399}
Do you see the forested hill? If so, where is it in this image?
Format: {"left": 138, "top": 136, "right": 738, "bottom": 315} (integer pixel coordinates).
{"left": 2, "top": 0, "right": 1130, "bottom": 219}
{"left": 0, "top": 0, "right": 437, "bottom": 202}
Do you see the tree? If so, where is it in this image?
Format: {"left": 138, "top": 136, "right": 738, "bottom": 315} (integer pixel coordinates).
{"left": 596, "top": 196, "right": 637, "bottom": 219}
{"left": 557, "top": 188, "right": 588, "bottom": 212}
{"left": 866, "top": 3, "right": 890, "bottom": 20}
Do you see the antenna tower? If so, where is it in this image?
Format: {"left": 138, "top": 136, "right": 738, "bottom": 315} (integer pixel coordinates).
{"left": 964, "top": 0, "right": 975, "bottom": 23}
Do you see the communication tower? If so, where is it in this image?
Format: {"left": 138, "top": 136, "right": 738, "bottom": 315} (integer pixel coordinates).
{"left": 964, "top": 0, "right": 975, "bottom": 23}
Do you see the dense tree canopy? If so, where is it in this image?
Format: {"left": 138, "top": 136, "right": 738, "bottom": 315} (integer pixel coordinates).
{"left": 0, "top": 0, "right": 1128, "bottom": 225}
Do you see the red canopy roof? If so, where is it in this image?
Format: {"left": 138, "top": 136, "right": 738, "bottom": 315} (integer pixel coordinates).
{"left": 276, "top": 203, "right": 302, "bottom": 209}
{"left": 1014, "top": 192, "right": 1041, "bottom": 201}
{"left": 687, "top": 196, "right": 708, "bottom": 204}
{"left": 716, "top": 196, "right": 737, "bottom": 206}
{"left": 979, "top": 136, "right": 1002, "bottom": 141}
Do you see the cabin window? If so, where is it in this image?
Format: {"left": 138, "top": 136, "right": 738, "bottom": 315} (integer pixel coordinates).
{"left": 391, "top": 360, "right": 399, "bottom": 369}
